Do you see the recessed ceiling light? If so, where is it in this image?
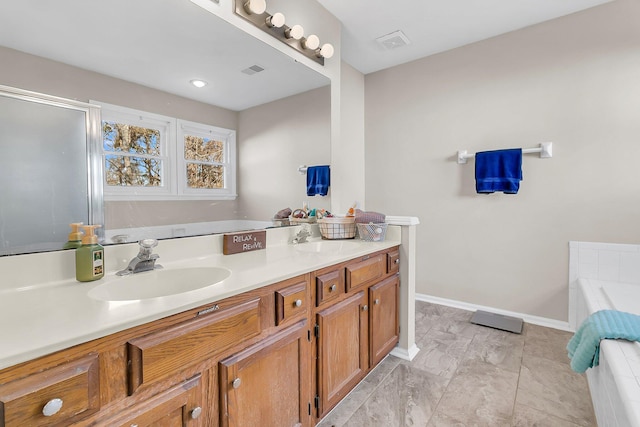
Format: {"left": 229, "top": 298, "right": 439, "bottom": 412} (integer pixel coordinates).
{"left": 190, "top": 79, "right": 208, "bottom": 88}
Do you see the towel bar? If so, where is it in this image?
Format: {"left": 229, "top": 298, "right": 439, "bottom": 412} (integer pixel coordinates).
{"left": 457, "top": 142, "right": 552, "bottom": 164}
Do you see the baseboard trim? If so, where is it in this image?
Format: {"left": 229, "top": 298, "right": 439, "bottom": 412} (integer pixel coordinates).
{"left": 415, "top": 293, "right": 572, "bottom": 332}
{"left": 390, "top": 344, "right": 420, "bottom": 361}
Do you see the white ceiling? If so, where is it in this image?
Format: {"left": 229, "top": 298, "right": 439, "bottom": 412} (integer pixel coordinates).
{"left": 319, "top": 0, "right": 614, "bottom": 74}
{"left": 0, "top": 0, "right": 615, "bottom": 109}
{"left": 0, "top": 0, "right": 329, "bottom": 111}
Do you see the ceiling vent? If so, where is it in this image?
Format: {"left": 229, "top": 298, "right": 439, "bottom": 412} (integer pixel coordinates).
{"left": 241, "top": 64, "right": 265, "bottom": 75}
{"left": 375, "top": 30, "right": 411, "bottom": 50}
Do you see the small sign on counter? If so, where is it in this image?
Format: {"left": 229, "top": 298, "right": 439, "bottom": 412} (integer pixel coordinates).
{"left": 223, "top": 230, "right": 267, "bottom": 255}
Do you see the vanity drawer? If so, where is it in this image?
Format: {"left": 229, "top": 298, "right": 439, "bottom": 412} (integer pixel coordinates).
{"left": 316, "top": 268, "right": 344, "bottom": 306}
{"left": 387, "top": 249, "right": 400, "bottom": 275}
{"left": 0, "top": 353, "right": 100, "bottom": 427}
{"left": 275, "top": 279, "right": 308, "bottom": 326}
{"left": 127, "top": 298, "right": 261, "bottom": 394}
{"left": 346, "top": 254, "right": 385, "bottom": 292}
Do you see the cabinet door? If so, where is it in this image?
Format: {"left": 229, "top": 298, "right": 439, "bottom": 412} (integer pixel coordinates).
{"left": 100, "top": 375, "right": 204, "bottom": 427}
{"left": 316, "top": 291, "right": 368, "bottom": 418}
{"left": 219, "top": 320, "right": 310, "bottom": 427}
{"left": 369, "top": 275, "right": 400, "bottom": 367}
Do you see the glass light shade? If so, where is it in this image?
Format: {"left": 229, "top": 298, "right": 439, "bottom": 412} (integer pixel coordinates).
{"left": 244, "top": 0, "right": 266, "bottom": 15}
{"left": 266, "top": 12, "right": 285, "bottom": 28}
{"left": 302, "top": 34, "right": 320, "bottom": 50}
{"left": 318, "top": 43, "right": 334, "bottom": 59}
{"left": 190, "top": 79, "right": 208, "bottom": 88}
{"left": 285, "top": 24, "right": 304, "bottom": 40}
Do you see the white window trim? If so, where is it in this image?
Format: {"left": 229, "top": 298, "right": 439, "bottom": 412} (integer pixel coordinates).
{"left": 93, "top": 101, "right": 237, "bottom": 201}
{"left": 177, "top": 119, "right": 237, "bottom": 199}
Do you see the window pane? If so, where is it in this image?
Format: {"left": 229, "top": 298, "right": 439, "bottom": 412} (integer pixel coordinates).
{"left": 103, "top": 121, "right": 160, "bottom": 155}
{"left": 184, "top": 135, "right": 223, "bottom": 163}
{"left": 186, "top": 163, "right": 224, "bottom": 189}
{"left": 105, "top": 154, "right": 162, "bottom": 187}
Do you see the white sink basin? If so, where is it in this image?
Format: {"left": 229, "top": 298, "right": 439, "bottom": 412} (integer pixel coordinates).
{"left": 88, "top": 267, "right": 231, "bottom": 301}
{"left": 294, "top": 240, "right": 358, "bottom": 253}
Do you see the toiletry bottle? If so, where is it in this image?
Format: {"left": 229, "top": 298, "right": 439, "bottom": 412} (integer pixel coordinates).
{"left": 76, "top": 225, "right": 104, "bottom": 282}
{"left": 63, "top": 222, "right": 84, "bottom": 249}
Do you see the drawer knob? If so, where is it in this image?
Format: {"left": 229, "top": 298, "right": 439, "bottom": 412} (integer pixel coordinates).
{"left": 42, "top": 398, "right": 63, "bottom": 417}
{"left": 394, "top": 258, "right": 400, "bottom": 264}
{"left": 294, "top": 299, "right": 302, "bottom": 307}
{"left": 362, "top": 305, "right": 368, "bottom": 312}
{"left": 232, "top": 378, "right": 242, "bottom": 389}
{"left": 374, "top": 298, "right": 380, "bottom": 305}
{"left": 191, "top": 406, "right": 203, "bottom": 419}
{"left": 329, "top": 284, "right": 336, "bottom": 292}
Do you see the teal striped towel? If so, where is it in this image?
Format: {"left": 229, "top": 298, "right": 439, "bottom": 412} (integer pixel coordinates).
{"left": 567, "top": 309, "right": 640, "bottom": 373}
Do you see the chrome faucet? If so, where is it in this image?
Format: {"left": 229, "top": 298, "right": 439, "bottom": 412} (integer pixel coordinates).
{"left": 292, "top": 226, "right": 312, "bottom": 244}
{"left": 116, "top": 239, "right": 162, "bottom": 276}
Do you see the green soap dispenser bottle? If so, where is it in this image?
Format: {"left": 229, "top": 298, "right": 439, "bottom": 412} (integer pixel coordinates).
{"left": 76, "top": 225, "right": 104, "bottom": 282}
{"left": 63, "top": 222, "right": 84, "bottom": 249}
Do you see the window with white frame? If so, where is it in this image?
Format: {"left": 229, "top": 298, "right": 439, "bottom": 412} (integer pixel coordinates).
{"left": 178, "top": 119, "right": 236, "bottom": 199}
{"left": 96, "top": 102, "right": 236, "bottom": 201}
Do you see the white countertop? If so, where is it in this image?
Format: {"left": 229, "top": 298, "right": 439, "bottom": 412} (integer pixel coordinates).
{"left": 0, "top": 226, "right": 401, "bottom": 370}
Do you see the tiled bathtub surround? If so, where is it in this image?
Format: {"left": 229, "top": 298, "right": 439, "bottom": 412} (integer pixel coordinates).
{"left": 318, "top": 301, "right": 595, "bottom": 426}
{"left": 569, "top": 241, "right": 640, "bottom": 427}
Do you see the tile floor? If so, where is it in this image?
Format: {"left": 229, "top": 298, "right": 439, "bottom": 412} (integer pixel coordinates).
{"left": 317, "top": 301, "right": 596, "bottom": 427}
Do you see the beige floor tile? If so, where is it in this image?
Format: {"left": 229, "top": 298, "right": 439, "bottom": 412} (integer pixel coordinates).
{"left": 410, "top": 329, "right": 472, "bottom": 378}
{"left": 343, "top": 364, "right": 449, "bottom": 427}
{"left": 463, "top": 327, "right": 525, "bottom": 373}
{"left": 523, "top": 324, "right": 573, "bottom": 365}
{"left": 431, "top": 359, "right": 519, "bottom": 426}
{"left": 512, "top": 402, "right": 593, "bottom": 427}
{"left": 516, "top": 354, "right": 595, "bottom": 426}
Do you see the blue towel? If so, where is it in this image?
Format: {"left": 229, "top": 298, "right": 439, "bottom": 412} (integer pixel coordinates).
{"left": 566, "top": 309, "right": 640, "bottom": 373}
{"left": 306, "top": 165, "right": 330, "bottom": 196}
{"left": 475, "top": 149, "right": 523, "bottom": 194}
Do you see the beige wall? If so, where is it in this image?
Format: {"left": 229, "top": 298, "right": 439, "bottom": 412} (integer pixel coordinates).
{"left": 364, "top": 0, "right": 640, "bottom": 321}
{"left": 237, "top": 86, "right": 331, "bottom": 218}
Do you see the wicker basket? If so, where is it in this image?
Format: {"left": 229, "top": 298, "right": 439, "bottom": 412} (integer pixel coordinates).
{"left": 318, "top": 217, "right": 356, "bottom": 240}
{"left": 356, "top": 223, "right": 388, "bottom": 242}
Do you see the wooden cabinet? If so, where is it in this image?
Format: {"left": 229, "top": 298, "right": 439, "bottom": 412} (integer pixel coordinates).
{"left": 345, "top": 254, "right": 385, "bottom": 292}
{"left": 219, "top": 320, "right": 310, "bottom": 427}
{"left": 101, "top": 375, "right": 204, "bottom": 427}
{"left": 369, "top": 275, "right": 399, "bottom": 367}
{"left": 312, "top": 247, "right": 400, "bottom": 421}
{"left": 0, "top": 246, "right": 399, "bottom": 427}
{"left": 0, "top": 354, "right": 100, "bottom": 427}
{"left": 315, "top": 292, "right": 368, "bottom": 418}
{"left": 127, "top": 298, "right": 262, "bottom": 394}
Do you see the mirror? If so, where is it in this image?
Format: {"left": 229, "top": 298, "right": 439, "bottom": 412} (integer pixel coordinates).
{"left": 0, "top": 0, "right": 331, "bottom": 255}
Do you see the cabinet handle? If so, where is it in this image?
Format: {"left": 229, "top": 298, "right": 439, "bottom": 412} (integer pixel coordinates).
{"left": 191, "top": 406, "right": 203, "bottom": 419}
{"left": 329, "top": 284, "right": 336, "bottom": 292}
{"left": 362, "top": 305, "right": 368, "bottom": 311}
{"left": 42, "top": 398, "right": 63, "bottom": 417}
{"left": 294, "top": 299, "right": 302, "bottom": 307}
{"left": 374, "top": 298, "right": 380, "bottom": 305}
{"left": 394, "top": 258, "right": 400, "bottom": 264}
{"left": 232, "top": 378, "right": 242, "bottom": 389}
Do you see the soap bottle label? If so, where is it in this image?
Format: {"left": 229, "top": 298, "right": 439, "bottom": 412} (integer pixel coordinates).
{"left": 93, "top": 250, "right": 104, "bottom": 277}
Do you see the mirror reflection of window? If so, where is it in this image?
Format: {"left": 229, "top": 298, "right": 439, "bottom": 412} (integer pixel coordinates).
{"left": 103, "top": 122, "right": 163, "bottom": 187}
{"left": 96, "top": 101, "right": 237, "bottom": 201}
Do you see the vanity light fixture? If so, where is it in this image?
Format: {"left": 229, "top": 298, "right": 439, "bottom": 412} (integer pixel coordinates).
{"left": 233, "top": 0, "right": 332, "bottom": 65}
{"left": 243, "top": 0, "right": 266, "bottom": 15}
{"left": 284, "top": 24, "right": 304, "bottom": 40}
{"left": 266, "top": 12, "right": 285, "bottom": 28}
{"left": 301, "top": 34, "right": 320, "bottom": 50}
{"left": 190, "top": 79, "right": 208, "bottom": 88}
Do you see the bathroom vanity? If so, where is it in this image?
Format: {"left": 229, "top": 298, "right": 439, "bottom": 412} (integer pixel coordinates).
{"left": 0, "top": 230, "right": 402, "bottom": 426}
